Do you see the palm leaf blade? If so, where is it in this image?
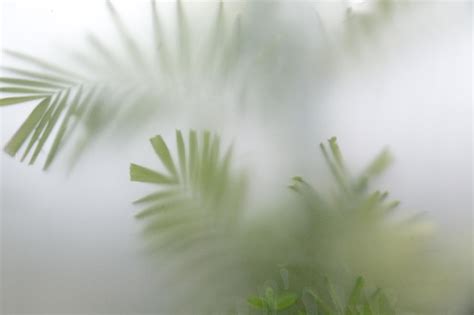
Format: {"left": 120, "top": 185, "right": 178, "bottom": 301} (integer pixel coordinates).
{"left": 130, "top": 163, "right": 176, "bottom": 184}
{"left": 150, "top": 135, "right": 178, "bottom": 177}
{"left": 43, "top": 87, "right": 84, "bottom": 170}
{"left": 3, "top": 97, "right": 50, "bottom": 156}
{"left": 0, "top": 95, "right": 47, "bottom": 107}
{"left": 29, "top": 90, "right": 71, "bottom": 164}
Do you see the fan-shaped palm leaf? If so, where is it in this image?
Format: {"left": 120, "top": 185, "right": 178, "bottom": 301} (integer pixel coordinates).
{"left": 130, "top": 129, "right": 247, "bottom": 253}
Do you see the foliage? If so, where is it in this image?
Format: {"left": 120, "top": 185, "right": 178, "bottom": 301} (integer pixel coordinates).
{"left": 247, "top": 273, "right": 396, "bottom": 315}
{"left": 128, "top": 134, "right": 443, "bottom": 314}
{"left": 130, "top": 130, "right": 246, "bottom": 254}
{"left": 1, "top": 0, "right": 322, "bottom": 170}
{"left": 1, "top": 1, "right": 468, "bottom": 314}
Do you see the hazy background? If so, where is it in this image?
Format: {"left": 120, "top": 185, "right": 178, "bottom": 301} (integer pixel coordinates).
{"left": 0, "top": 0, "right": 472, "bottom": 313}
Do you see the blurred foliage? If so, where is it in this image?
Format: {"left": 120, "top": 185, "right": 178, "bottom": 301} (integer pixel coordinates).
{"left": 247, "top": 273, "right": 396, "bottom": 315}
{"left": 130, "top": 134, "right": 463, "bottom": 314}
{"left": 1, "top": 0, "right": 323, "bottom": 170}
{"left": 130, "top": 130, "right": 247, "bottom": 255}
{"left": 1, "top": 1, "right": 470, "bottom": 314}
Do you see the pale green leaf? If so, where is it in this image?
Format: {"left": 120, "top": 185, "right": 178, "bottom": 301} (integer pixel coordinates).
{"left": 3, "top": 97, "right": 50, "bottom": 156}
{"left": 0, "top": 95, "right": 47, "bottom": 107}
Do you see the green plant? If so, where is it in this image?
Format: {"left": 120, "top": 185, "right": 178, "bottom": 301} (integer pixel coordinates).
{"left": 1, "top": 1, "right": 468, "bottom": 314}
{"left": 246, "top": 272, "right": 396, "bottom": 315}
{"left": 130, "top": 130, "right": 246, "bottom": 253}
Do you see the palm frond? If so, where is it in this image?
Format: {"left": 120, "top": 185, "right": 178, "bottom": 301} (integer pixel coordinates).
{"left": 2, "top": 1, "right": 326, "bottom": 171}
{"left": 130, "top": 130, "right": 247, "bottom": 253}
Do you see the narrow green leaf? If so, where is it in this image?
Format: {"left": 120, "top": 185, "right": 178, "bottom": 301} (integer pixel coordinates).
{"left": 348, "top": 276, "right": 365, "bottom": 307}
{"left": 177, "top": 0, "right": 190, "bottom": 70}
{"left": 0, "top": 87, "right": 50, "bottom": 94}
{"left": 2, "top": 66, "right": 77, "bottom": 85}
{"left": 307, "top": 290, "right": 336, "bottom": 315}
{"left": 320, "top": 141, "right": 348, "bottom": 192}
{"left": 136, "top": 198, "right": 191, "bottom": 220}
{"left": 133, "top": 189, "right": 180, "bottom": 205}
{"left": 106, "top": 0, "right": 145, "bottom": 69}
{"left": 150, "top": 135, "right": 178, "bottom": 177}
{"left": 0, "top": 77, "right": 64, "bottom": 89}
{"left": 4, "top": 49, "right": 83, "bottom": 80}
{"left": 188, "top": 130, "right": 198, "bottom": 187}
{"left": 200, "top": 130, "right": 211, "bottom": 188}
{"left": 142, "top": 211, "right": 206, "bottom": 238}
{"left": 325, "top": 276, "right": 343, "bottom": 313}
{"left": 130, "top": 163, "right": 176, "bottom": 185}
{"left": 220, "top": 13, "right": 241, "bottom": 78}
{"left": 176, "top": 130, "right": 187, "bottom": 184}
{"left": 328, "top": 136, "right": 346, "bottom": 173}
{"left": 151, "top": 0, "right": 173, "bottom": 75}
{"left": 276, "top": 293, "right": 298, "bottom": 310}
{"left": 21, "top": 93, "right": 61, "bottom": 161}
{"left": 0, "top": 95, "right": 47, "bottom": 107}
{"left": 362, "top": 299, "right": 374, "bottom": 315}
{"left": 362, "top": 149, "right": 392, "bottom": 179}
{"left": 43, "top": 86, "right": 83, "bottom": 170}
{"left": 30, "top": 90, "right": 71, "bottom": 164}
{"left": 3, "top": 97, "right": 50, "bottom": 156}
{"left": 202, "top": 1, "right": 225, "bottom": 71}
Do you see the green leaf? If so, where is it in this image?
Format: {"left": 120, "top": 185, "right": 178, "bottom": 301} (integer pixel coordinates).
{"left": 0, "top": 95, "right": 47, "bottom": 106}
{"left": 320, "top": 140, "right": 348, "bottom": 193}
{"left": 130, "top": 163, "right": 176, "bottom": 185}
{"left": 0, "top": 77, "right": 63, "bottom": 89}
{"left": 348, "top": 276, "right": 365, "bottom": 307}
{"left": 2, "top": 66, "right": 77, "bottom": 85}
{"left": 133, "top": 189, "right": 180, "bottom": 205}
{"left": 307, "top": 290, "right": 336, "bottom": 315}
{"left": 177, "top": 0, "right": 190, "bottom": 70}
{"left": 150, "top": 135, "right": 178, "bottom": 177}
{"left": 328, "top": 136, "right": 346, "bottom": 173}
{"left": 247, "top": 296, "right": 266, "bottom": 309}
{"left": 106, "top": 0, "right": 145, "bottom": 70}
{"left": 3, "top": 97, "right": 50, "bottom": 156}
{"left": 43, "top": 86, "right": 84, "bottom": 170}
{"left": 29, "top": 90, "right": 70, "bottom": 164}
{"left": 176, "top": 130, "right": 187, "bottom": 184}
{"left": 325, "top": 276, "right": 344, "bottom": 313}
{"left": 276, "top": 293, "right": 298, "bottom": 310}
{"left": 4, "top": 49, "right": 83, "bottom": 80}
{"left": 0, "top": 87, "right": 50, "bottom": 94}
{"left": 130, "top": 131, "right": 246, "bottom": 265}
{"left": 189, "top": 129, "right": 199, "bottom": 186}
{"left": 20, "top": 93, "right": 61, "bottom": 161}
{"left": 361, "top": 149, "right": 392, "bottom": 179}
{"left": 151, "top": 0, "right": 173, "bottom": 75}
{"left": 135, "top": 198, "right": 191, "bottom": 219}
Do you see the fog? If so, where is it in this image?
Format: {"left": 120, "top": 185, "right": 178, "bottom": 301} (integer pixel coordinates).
{"left": 0, "top": 1, "right": 472, "bottom": 313}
